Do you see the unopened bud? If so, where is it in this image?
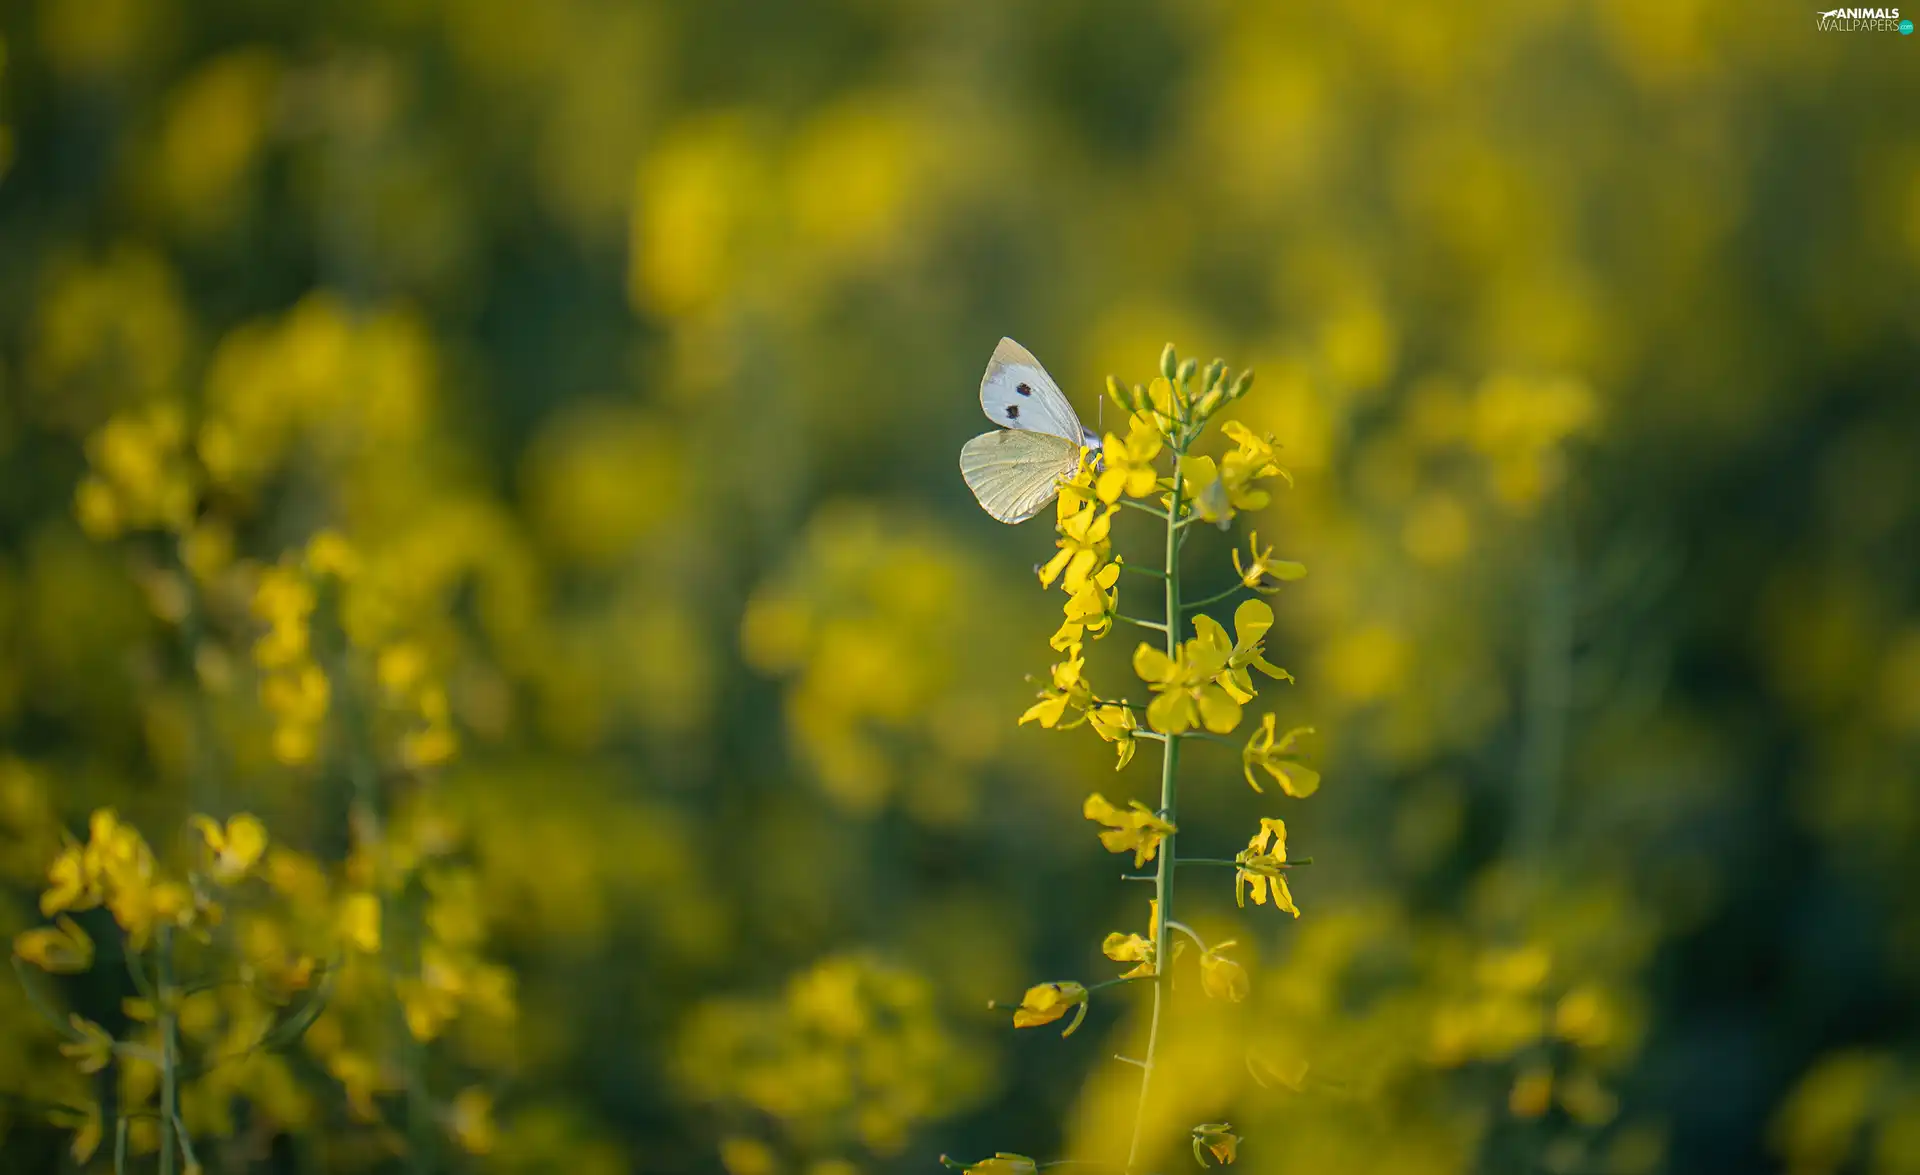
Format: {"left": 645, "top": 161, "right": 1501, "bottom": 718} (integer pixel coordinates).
{"left": 1160, "top": 343, "right": 1178, "bottom": 382}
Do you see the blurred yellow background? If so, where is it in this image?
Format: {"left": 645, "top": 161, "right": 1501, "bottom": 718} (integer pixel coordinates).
{"left": 1, "top": 0, "right": 1917, "bottom": 1172}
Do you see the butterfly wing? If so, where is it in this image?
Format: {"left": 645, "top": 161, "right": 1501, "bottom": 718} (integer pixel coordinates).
{"left": 980, "top": 337, "right": 1090, "bottom": 445}
{"left": 960, "top": 429, "right": 1082, "bottom": 524}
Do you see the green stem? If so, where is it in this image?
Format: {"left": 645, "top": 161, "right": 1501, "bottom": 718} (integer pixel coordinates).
{"left": 1182, "top": 583, "right": 1248, "bottom": 614}
{"left": 1118, "top": 563, "right": 1168, "bottom": 580}
{"left": 1115, "top": 615, "right": 1167, "bottom": 632}
{"left": 1125, "top": 434, "right": 1186, "bottom": 1175}
{"left": 1117, "top": 499, "right": 1171, "bottom": 521}
{"left": 157, "top": 927, "right": 179, "bottom": 1175}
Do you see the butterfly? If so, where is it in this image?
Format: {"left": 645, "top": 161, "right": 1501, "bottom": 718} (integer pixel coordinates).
{"left": 960, "top": 338, "right": 1104, "bottom": 524}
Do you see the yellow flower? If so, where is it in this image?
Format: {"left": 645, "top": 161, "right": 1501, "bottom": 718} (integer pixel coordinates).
{"left": 305, "top": 529, "right": 359, "bottom": 579}
{"left": 1220, "top": 421, "right": 1290, "bottom": 490}
{"left": 1083, "top": 793, "right": 1176, "bottom": 867}
{"left": 1038, "top": 501, "right": 1116, "bottom": 595}
{"left": 107, "top": 874, "right": 195, "bottom": 950}
{"left": 251, "top": 564, "right": 315, "bottom": 669}
{"left": 1087, "top": 703, "right": 1138, "bottom": 770}
{"left": 1101, "top": 899, "right": 1158, "bottom": 978}
{"left": 1019, "top": 648, "right": 1093, "bottom": 729}
{"left": 60, "top": 1014, "right": 114, "bottom": 1074}
{"left": 1194, "top": 599, "right": 1292, "bottom": 703}
{"left": 1051, "top": 560, "right": 1121, "bottom": 650}
{"left": 1133, "top": 635, "right": 1239, "bottom": 735}
{"left": 1509, "top": 1065, "right": 1554, "bottom": 1118}
{"left": 449, "top": 1087, "right": 497, "bottom": 1154}
{"left": 56, "top": 1095, "right": 103, "bottom": 1165}
{"left": 40, "top": 843, "right": 98, "bottom": 916}
{"left": 338, "top": 892, "right": 382, "bottom": 953}
{"left": 1232, "top": 532, "right": 1306, "bottom": 593}
{"left": 1178, "top": 455, "right": 1232, "bottom": 527}
{"left": 1145, "top": 375, "right": 1182, "bottom": 436}
{"left": 14, "top": 915, "right": 94, "bottom": 973}
{"left": 1096, "top": 413, "right": 1164, "bottom": 503}
{"left": 1198, "top": 942, "right": 1249, "bottom": 1002}
{"left": 1234, "top": 818, "right": 1299, "bottom": 917}
{"left": 1241, "top": 716, "right": 1319, "bottom": 797}
{"left": 377, "top": 642, "right": 429, "bottom": 699}
{"left": 1192, "top": 1123, "right": 1241, "bottom": 1167}
{"left": 1009, "top": 982, "right": 1088, "bottom": 1036}
{"left": 191, "top": 813, "right": 268, "bottom": 884}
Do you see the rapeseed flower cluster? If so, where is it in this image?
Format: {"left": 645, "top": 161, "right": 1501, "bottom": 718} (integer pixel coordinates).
{"left": 0, "top": 401, "right": 518, "bottom": 1170}
{"left": 958, "top": 345, "right": 1322, "bottom": 1173}
{"left": 678, "top": 954, "right": 990, "bottom": 1168}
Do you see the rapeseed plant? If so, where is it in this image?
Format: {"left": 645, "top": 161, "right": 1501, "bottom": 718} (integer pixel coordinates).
{"left": 12, "top": 399, "right": 515, "bottom": 1172}
{"left": 951, "top": 345, "right": 1318, "bottom": 1174}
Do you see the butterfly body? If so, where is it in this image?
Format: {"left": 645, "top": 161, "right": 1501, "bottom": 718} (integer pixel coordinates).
{"left": 960, "top": 338, "right": 1100, "bottom": 524}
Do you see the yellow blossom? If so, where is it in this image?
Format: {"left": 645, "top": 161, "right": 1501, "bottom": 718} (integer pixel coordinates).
{"left": 191, "top": 813, "right": 268, "bottom": 884}
{"left": 1145, "top": 375, "right": 1182, "bottom": 436}
{"left": 1241, "top": 716, "right": 1319, "bottom": 796}
{"left": 1198, "top": 941, "right": 1249, "bottom": 1002}
{"left": 1133, "top": 635, "right": 1239, "bottom": 735}
{"left": 338, "top": 892, "right": 381, "bottom": 953}
{"left": 1051, "top": 560, "right": 1120, "bottom": 650}
{"left": 1194, "top": 598, "right": 1292, "bottom": 703}
{"left": 304, "top": 529, "right": 359, "bottom": 579}
{"left": 1087, "top": 703, "right": 1138, "bottom": 770}
{"left": 1096, "top": 413, "right": 1164, "bottom": 503}
{"left": 60, "top": 1014, "right": 114, "bottom": 1074}
{"left": 14, "top": 915, "right": 94, "bottom": 973}
{"left": 1038, "top": 501, "right": 1116, "bottom": 595}
{"left": 251, "top": 564, "right": 315, "bottom": 669}
{"left": 1192, "top": 1122, "right": 1241, "bottom": 1167}
{"left": 1220, "top": 421, "right": 1291, "bottom": 490}
{"left": 1101, "top": 899, "right": 1158, "bottom": 978}
{"left": 1083, "top": 793, "right": 1176, "bottom": 866}
{"left": 1179, "top": 455, "right": 1232, "bottom": 527}
{"left": 449, "top": 1087, "right": 497, "bottom": 1154}
{"left": 1019, "top": 648, "right": 1093, "bottom": 729}
{"left": 1234, "top": 818, "right": 1299, "bottom": 917}
{"left": 57, "top": 1095, "right": 103, "bottom": 1165}
{"left": 1232, "top": 532, "right": 1306, "bottom": 592}
{"left": 1008, "top": 981, "right": 1088, "bottom": 1036}
{"left": 40, "top": 843, "right": 97, "bottom": 915}
{"left": 1510, "top": 1065, "right": 1554, "bottom": 1118}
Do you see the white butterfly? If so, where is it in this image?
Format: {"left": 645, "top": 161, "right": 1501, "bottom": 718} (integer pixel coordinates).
{"left": 960, "top": 338, "right": 1103, "bottom": 524}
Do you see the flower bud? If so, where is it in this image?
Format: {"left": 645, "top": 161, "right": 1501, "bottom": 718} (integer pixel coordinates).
{"left": 1230, "top": 369, "right": 1256, "bottom": 399}
{"left": 1160, "top": 343, "right": 1178, "bottom": 382}
{"left": 1177, "top": 356, "right": 1198, "bottom": 385}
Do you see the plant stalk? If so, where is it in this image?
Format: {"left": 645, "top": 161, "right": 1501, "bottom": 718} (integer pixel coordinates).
{"left": 1125, "top": 434, "right": 1186, "bottom": 1175}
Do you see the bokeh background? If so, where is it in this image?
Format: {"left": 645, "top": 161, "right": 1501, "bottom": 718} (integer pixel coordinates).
{"left": 2, "top": 0, "right": 1918, "bottom": 1172}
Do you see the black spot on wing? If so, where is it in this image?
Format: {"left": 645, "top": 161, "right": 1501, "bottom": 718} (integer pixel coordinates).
{"left": 1016, "top": 383, "right": 1033, "bottom": 396}
{"left": 1006, "top": 405, "right": 1020, "bottom": 419}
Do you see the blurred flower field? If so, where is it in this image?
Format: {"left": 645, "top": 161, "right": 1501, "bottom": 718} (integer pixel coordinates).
{"left": 1, "top": 1, "right": 1917, "bottom": 1172}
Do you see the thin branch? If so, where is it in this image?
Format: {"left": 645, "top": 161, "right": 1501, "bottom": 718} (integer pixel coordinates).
{"left": 1117, "top": 499, "right": 1171, "bottom": 521}
{"left": 1115, "top": 614, "right": 1167, "bottom": 632}
{"left": 1182, "top": 583, "right": 1249, "bottom": 613}
{"left": 1163, "top": 920, "right": 1209, "bottom": 952}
